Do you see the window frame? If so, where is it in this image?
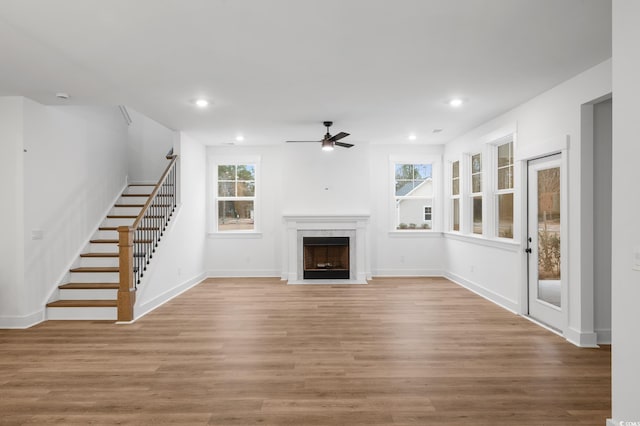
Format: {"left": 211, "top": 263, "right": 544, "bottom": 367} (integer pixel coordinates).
{"left": 495, "top": 138, "right": 515, "bottom": 239}
{"left": 469, "top": 152, "right": 483, "bottom": 235}
{"left": 209, "top": 156, "right": 261, "bottom": 235}
{"left": 450, "top": 160, "right": 461, "bottom": 232}
{"left": 389, "top": 156, "right": 441, "bottom": 233}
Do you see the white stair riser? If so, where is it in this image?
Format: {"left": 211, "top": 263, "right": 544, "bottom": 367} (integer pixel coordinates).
{"left": 89, "top": 243, "right": 118, "bottom": 253}
{"left": 46, "top": 307, "right": 117, "bottom": 321}
{"left": 103, "top": 218, "right": 136, "bottom": 227}
{"left": 69, "top": 272, "right": 119, "bottom": 283}
{"left": 125, "top": 186, "right": 155, "bottom": 194}
{"left": 118, "top": 196, "right": 149, "bottom": 204}
{"left": 59, "top": 289, "right": 118, "bottom": 300}
{"left": 79, "top": 257, "right": 119, "bottom": 268}
{"left": 95, "top": 230, "right": 118, "bottom": 239}
{"left": 111, "top": 206, "right": 143, "bottom": 216}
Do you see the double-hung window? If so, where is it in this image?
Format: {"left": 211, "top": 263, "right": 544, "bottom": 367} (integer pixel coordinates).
{"left": 496, "top": 141, "right": 514, "bottom": 238}
{"left": 394, "top": 163, "right": 433, "bottom": 230}
{"left": 451, "top": 160, "right": 460, "bottom": 231}
{"left": 470, "top": 153, "right": 483, "bottom": 235}
{"left": 216, "top": 163, "right": 256, "bottom": 232}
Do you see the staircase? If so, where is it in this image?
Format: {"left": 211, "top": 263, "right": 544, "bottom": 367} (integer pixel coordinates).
{"left": 46, "top": 184, "right": 155, "bottom": 320}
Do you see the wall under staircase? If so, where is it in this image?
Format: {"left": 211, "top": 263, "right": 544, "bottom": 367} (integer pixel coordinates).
{"left": 46, "top": 184, "right": 155, "bottom": 320}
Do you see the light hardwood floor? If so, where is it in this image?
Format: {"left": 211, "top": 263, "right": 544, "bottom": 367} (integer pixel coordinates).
{"left": 0, "top": 277, "right": 610, "bottom": 425}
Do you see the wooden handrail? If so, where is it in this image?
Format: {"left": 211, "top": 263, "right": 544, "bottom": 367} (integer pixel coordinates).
{"left": 132, "top": 155, "right": 177, "bottom": 230}
{"left": 117, "top": 154, "right": 178, "bottom": 322}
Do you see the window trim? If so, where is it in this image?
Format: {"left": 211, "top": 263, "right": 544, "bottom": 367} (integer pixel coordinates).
{"left": 450, "top": 160, "right": 461, "bottom": 232}
{"left": 388, "top": 155, "right": 441, "bottom": 233}
{"left": 469, "top": 152, "right": 483, "bottom": 235}
{"left": 209, "top": 155, "right": 261, "bottom": 235}
{"left": 494, "top": 138, "right": 515, "bottom": 239}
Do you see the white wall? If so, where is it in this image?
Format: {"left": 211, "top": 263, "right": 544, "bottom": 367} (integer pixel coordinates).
{"left": 443, "top": 59, "right": 611, "bottom": 344}
{"left": 22, "top": 101, "right": 129, "bottom": 321}
{"left": 205, "top": 144, "right": 284, "bottom": 277}
{"left": 205, "top": 142, "right": 446, "bottom": 277}
{"left": 0, "top": 97, "right": 26, "bottom": 326}
{"left": 126, "top": 107, "right": 175, "bottom": 183}
{"left": 593, "top": 98, "right": 612, "bottom": 343}
{"left": 369, "top": 144, "right": 445, "bottom": 276}
{"left": 0, "top": 97, "right": 129, "bottom": 327}
{"left": 134, "top": 132, "right": 207, "bottom": 317}
{"left": 611, "top": 0, "right": 640, "bottom": 423}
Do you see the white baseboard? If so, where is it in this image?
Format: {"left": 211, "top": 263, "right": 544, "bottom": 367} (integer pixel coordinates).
{"left": 134, "top": 272, "right": 207, "bottom": 321}
{"left": 0, "top": 310, "right": 45, "bottom": 329}
{"left": 606, "top": 419, "right": 616, "bottom": 426}
{"left": 372, "top": 268, "right": 443, "bottom": 277}
{"left": 564, "top": 326, "right": 598, "bottom": 348}
{"left": 207, "top": 269, "right": 281, "bottom": 278}
{"left": 596, "top": 328, "right": 611, "bottom": 345}
{"left": 444, "top": 271, "right": 519, "bottom": 313}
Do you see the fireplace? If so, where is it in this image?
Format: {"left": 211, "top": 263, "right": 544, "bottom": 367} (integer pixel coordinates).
{"left": 303, "top": 237, "right": 350, "bottom": 279}
{"left": 282, "top": 214, "right": 370, "bottom": 284}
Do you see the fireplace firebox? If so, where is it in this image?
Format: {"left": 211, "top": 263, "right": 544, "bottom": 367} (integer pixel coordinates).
{"left": 303, "top": 237, "right": 350, "bottom": 279}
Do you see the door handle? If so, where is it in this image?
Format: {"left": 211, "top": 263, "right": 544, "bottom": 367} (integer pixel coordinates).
{"left": 525, "top": 247, "right": 532, "bottom": 254}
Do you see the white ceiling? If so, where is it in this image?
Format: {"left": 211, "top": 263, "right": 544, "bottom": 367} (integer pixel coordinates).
{"left": 0, "top": 0, "right": 611, "bottom": 146}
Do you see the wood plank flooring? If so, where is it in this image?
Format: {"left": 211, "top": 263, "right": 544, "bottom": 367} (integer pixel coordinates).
{"left": 0, "top": 277, "right": 611, "bottom": 425}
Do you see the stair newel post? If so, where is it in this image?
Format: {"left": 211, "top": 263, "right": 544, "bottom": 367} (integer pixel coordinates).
{"left": 117, "top": 225, "right": 136, "bottom": 322}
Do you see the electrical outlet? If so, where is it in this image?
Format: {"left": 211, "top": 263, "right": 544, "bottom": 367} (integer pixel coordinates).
{"left": 31, "top": 229, "right": 43, "bottom": 240}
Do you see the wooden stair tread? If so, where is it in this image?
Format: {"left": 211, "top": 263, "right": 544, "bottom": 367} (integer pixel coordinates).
{"left": 58, "top": 282, "right": 119, "bottom": 290}
{"left": 121, "top": 193, "right": 151, "bottom": 197}
{"left": 114, "top": 204, "right": 144, "bottom": 208}
{"left": 80, "top": 252, "right": 119, "bottom": 258}
{"left": 70, "top": 267, "right": 119, "bottom": 273}
{"left": 47, "top": 300, "right": 117, "bottom": 308}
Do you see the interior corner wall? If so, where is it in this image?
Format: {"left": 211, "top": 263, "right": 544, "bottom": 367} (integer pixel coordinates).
{"left": 21, "top": 101, "right": 128, "bottom": 326}
{"left": 443, "top": 59, "right": 612, "bottom": 333}
{"left": 0, "top": 97, "right": 26, "bottom": 326}
{"left": 611, "top": 0, "right": 640, "bottom": 422}
{"left": 134, "top": 132, "right": 207, "bottom": 316}
{"left": 126, "top": 107, "right": 175, "bottom": 183}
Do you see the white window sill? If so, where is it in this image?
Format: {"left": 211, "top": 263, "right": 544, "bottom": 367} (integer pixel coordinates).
{"left": 208, "top": 232, "right": 263, "bottom": 239}
{"left": 443, "top": 232, "right": 521, "bottom": 251}
{"left": 388, "top": 231, "right": 444, "bottom": 238}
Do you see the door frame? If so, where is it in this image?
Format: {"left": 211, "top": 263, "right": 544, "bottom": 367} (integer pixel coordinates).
{"left": 517, "top": 136, "right": 570, "bottom": 336}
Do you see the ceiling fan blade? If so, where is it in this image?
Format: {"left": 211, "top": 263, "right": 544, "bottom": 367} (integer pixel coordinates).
{"left": 328, "top": 132, "right": 349, "bottom": 142}
{"left": 335, "top": 141, "right": 354, "bottom": 148}
{"left": 286, "top": 140, "right": 320, "bottom": 143}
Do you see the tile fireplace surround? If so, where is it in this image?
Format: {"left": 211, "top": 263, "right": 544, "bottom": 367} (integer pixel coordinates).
{"left": 282, "top": 214, "right": 371, "bottom": 284}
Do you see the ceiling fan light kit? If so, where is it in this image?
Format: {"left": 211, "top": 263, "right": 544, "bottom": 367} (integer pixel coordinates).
{"left": 286, "top": 121, "right": 354, "bottom": 151}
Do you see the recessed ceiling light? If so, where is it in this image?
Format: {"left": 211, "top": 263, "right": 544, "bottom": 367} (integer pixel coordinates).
{"left": 195, "top": 99, "right": 209, "bottom": 108}
{"left": 408, "top": 133, "right": 417, "bottom": 141}
{"left": 432, "top": 129, "right": 443, "bottom": 133}
{"left": 56, "top": 92, "right": 69, "bottom": 100}
{"left": 235, "top": 135, "right": 244, "bottom": 142}
{"left": 449, "top": 98, "right": 464, "bottom": 107}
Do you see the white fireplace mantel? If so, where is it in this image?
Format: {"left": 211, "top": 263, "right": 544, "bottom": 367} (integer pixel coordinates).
{"left": 282, "top": 214, "right": 371, "bottom": 284}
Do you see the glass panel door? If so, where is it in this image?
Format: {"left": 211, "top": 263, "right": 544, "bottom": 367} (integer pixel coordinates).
{"left": 527, "top": 154, "right": 564, "bottom": 331}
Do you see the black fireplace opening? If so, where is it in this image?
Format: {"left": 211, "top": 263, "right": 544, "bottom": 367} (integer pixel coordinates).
{"left": 303, "top": 237, "right": 350, "bottom": 279}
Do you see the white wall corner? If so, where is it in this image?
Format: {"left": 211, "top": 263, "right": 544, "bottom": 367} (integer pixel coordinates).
{"left": 0, "top": 310, "right": 45, "bottom": 329}
{"left": 444, "top": 271, "right": 519, "bottom": 314}
{"left": 564, "top": 326, "right": 598, "bottom": 348}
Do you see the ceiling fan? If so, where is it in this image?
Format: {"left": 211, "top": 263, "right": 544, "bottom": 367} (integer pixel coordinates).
{"left": 287, "top": 121, "right": 354, "bottom": 151}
